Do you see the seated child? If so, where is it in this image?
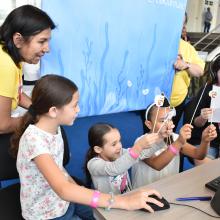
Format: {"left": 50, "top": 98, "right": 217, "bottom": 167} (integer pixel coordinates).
{"left": 12, "top": 75, "right": 165, "bottom": 219}
{"left": 132, "top": 98, "right": 217, "bottom": 189}
{"left": 85, "top": 122, "right": 173, "bottom": 194}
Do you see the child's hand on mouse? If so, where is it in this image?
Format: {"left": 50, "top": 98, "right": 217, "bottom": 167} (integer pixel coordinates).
{"left": 119, "top": 188, "right": 163, "bottom": 212}
{"left": 201, "top": 124, "right": 217, "bottom": 143}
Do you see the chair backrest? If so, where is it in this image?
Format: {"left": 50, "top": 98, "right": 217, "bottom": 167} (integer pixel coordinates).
{"left": 61, "top": 126, "right": 70, "bottom": 166}
{"left": 0, "top": 183, "right": 23, "bottom": 219}
{"left": 0, "top": 133, "right": 19, "bottom": 181}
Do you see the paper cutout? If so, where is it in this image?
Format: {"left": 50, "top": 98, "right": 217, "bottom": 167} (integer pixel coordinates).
{"left": 209, "top": 85, "right": 220, "bottom": 123}
{"left": 209, "top": 90, "right": 217, "bottom": 99}
{"left": 154, "top": 94, "right": 165, "bottom": 107}
{"left": 157, "top": 107, "right": 175, "bottom": 134}
{"left": 166, "top": 107, "right": 176, "bottom": 120}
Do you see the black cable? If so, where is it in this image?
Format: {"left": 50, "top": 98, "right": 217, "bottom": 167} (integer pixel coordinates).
{"left": 169, "top": 202, "right": 220, "bottom": 218}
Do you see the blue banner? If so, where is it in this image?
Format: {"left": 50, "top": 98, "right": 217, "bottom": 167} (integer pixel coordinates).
{"left": 41, "top": 0, "right": 187, "bottom": 117}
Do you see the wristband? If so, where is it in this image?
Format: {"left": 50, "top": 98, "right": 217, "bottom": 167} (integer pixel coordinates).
{"left": 90, "top": 190, "right": 101, "bottom": 208}
{"left": 168, "top": 144, "right": 179, "bottom": 156}
{"left": 129, "top": 148, "right": 139, "bottom": 159}
{"left": 105, "top": 192, "right": 115, "bottom": 211}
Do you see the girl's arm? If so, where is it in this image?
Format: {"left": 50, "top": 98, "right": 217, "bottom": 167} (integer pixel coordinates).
{"left": 143, "top": 138, "right": 182, "bottom": 171}
{"left": 0, "top": 95, "right": 22, "bottom": 133}
{"left": 142, "top": 124, "right": 192, "bottom": 170}
{"left": 88, "top": 133, "right": 161, "bottom": 176}
{"left": 181, "top": 124, "right": 217, "bottom": 159}
{"left": 34, "top": 154, "right": 163, "bottom": 212}
{"left": 88, "top": 149, "right": 140, "bottom": 177}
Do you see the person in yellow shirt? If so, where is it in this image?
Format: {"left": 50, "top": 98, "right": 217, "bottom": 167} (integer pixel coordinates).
{"left": 0, "top": 5, "right": 55, "bottom": 167}
{"left": 0, "top": 5, "right": 55, "bottom": 134}
{"left": 170, "top": 24, "right": 205, "bottom": 130}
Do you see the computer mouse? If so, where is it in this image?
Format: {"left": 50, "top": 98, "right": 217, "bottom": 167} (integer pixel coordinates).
{"left": 142, "top": 194, "right": 170, "bottom": 212}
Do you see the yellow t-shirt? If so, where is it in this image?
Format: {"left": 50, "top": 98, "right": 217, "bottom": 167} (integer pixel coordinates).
{"left": 0, "top": 45, "right": 22, "bottom": 110}
{"left": 170, "top": 39, "right": 205, "bottom": 107}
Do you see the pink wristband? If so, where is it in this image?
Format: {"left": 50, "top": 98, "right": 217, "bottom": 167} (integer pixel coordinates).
{"left": 90, "top": 190, "right": 101, "bottom": 208}
{"left": 168, "top": 145, "right": 179, "bottom": 156}
{"left": 129, "top": 148, "right": 139, "bottom": 159}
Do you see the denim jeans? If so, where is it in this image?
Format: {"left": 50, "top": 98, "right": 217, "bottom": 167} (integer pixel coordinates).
{"left": 206, "top": 146, "right": 219, "bottom": 159}
{"left": 53, "top": 203, "right": 95, "bottom": 220}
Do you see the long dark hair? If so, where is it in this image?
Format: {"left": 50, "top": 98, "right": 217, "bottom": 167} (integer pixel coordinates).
{"left": 0, "top": 5, "right": 55, "bottom": 66}
{"left": 84, "top": 123, "right": 115, "bottom": 186}
{"left": 11, "top": 74, "right": 78, "bottom": 157}
{"left": 209, "top": 54, "right": 220, "bottom": 84}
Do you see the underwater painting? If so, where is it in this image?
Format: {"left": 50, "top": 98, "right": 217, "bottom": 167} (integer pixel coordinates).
{"left": 41, "top": 0, "right": 187, "bottom": 117}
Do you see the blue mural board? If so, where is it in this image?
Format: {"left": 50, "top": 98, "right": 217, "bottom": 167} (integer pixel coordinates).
{"left": 41, "top": 0, "right": 187, "bottom": 117}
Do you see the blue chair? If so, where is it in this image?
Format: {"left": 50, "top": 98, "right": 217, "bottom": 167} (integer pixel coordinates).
{"left": 0, "top": 127, "right": 82, "bottom": 220}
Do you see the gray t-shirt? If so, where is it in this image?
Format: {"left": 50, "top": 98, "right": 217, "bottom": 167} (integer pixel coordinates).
{"left": 87, "top": 137, "right": 165, "bottom": 194}
{"left": 205, "top": 11, "right": 213, "bottom": 22}
{"left": 132, "top": 133, "right": 179, "bottom": 189}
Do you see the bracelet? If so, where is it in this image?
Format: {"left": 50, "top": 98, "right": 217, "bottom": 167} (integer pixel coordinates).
{"left": 105, "top": 192, "right": 115, "bottom": 211}
{"left": 168, "top": 144, "right": 179, "bottom": 156}
{"left": 129, "top": 148, "right": 139, "bottom": 159}
{"left": 90, "top": 190, "right": 101, "bottom": 208}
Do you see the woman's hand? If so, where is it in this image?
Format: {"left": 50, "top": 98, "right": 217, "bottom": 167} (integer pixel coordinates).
{"left": 200, "top": 108, "right": 212, "bottom": 120}
{"left": 174, "top": 54, "right": 189, "bottom": 71}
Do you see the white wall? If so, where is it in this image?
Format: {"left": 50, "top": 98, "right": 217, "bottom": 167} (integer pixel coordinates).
{"left": 0, "top": 0, "right": 41, "bottom": 24}
{"left": 217, "top": 1, "right": 220, "bottom": 27}
{"left": 186, "top": 0, "right": 220, "bottom": 32}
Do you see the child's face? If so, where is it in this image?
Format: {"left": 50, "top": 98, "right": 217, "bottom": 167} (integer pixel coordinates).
{"left": 146, "top": 107, "right": 171, "bottom": 133}
{"left": 57, "top": 91, "right": 80, "bottom": 125}
{"left": 98, "top": 128, "right": 122, "bottom": 161}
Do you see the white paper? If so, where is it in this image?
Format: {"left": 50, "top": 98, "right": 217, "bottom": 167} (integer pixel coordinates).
{"left": 209, "top": 85, "right": 220, "bottom": 123}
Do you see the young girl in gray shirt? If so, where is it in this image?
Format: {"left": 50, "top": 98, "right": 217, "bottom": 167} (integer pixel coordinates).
{"left": 85, "top": 123, "right": 172, "bottom": 194}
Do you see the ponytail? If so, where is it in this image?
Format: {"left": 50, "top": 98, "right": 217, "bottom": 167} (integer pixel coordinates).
{"left": 10, "top": 107, "right": 38, "bottom": 157}
{"left": 84, "top": 147, "right": 98, "bottom": 187}
{"left": 83, "top": 123, "right": 115, "bottom": 186}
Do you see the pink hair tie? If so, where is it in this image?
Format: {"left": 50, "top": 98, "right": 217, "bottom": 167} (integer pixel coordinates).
{"left": 90, "top": 190, "right": 101, "bottom": 208}
{"left": 129, "top": 148, "right": 139, "bottom": 159}
{"left": 168, "top": 144, "right": 179, "bottom": 156}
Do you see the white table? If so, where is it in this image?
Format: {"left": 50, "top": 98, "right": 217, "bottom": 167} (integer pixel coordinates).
{"left": 95, "top": 159, "right": 220, "bottom": 220}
